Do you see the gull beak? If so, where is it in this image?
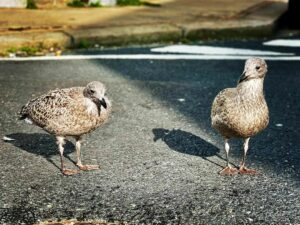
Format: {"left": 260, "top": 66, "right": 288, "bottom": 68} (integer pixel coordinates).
{"left": 238, "top": 71, "right": 247, "bottom": 83}
{"left": 100, "top": 98, "right": 107, "bottom": 109}
{"left": 92, "top": 97, "right": 107, "bottom": 116}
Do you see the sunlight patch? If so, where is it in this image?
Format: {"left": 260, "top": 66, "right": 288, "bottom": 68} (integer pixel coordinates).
{"left": 151, "top": 45, "right": 293, "bottom": 56}
{"left": 264, "top": 39, "right": 300, "bottom": 47}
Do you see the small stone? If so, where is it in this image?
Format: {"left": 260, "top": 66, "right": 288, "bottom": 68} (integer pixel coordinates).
{"left": 35, "top": 52, "right": 45, "bottom": 56}
{"left": 55, "top": 50, "right": 62, "bottom": 56}
{"left": 46, "top": 52, "right": 55, "bottom": 56}
{"left": 9, "top": 53, "right": 16, "bottom": 58}
{"left": 3, "top": 136, "right": 15, "bottom": 141}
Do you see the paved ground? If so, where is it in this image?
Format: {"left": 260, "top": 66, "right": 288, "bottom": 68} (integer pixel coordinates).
{"left": 0, "top": 0, "right": 288, "bottom": 51}
{"left": 1, "top": 37, "right": 300, "bottom": 225}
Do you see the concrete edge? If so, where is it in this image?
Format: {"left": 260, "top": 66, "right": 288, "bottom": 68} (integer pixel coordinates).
{"left": 0, "top": 31, "right": 72, "bottom": 52}
{"left": 0, "top": 1, "right": 288, "bottom": 53}
{"left": 66, "top": 24, "right": 182, "bottom": 47}
{"left": 183, "top": 1, "right": 288, "bottom": 40}
{"left": 183, "top": 20, "right": 276, "bottom": 41}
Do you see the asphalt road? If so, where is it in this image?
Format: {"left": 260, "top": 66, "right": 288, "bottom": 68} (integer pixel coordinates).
{"left": 0, "top": 38, "right": 300, "bottom": 225}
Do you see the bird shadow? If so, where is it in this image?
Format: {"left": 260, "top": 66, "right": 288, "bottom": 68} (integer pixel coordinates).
{"left": 152, "top": 128, "right": 225, "bottom": 168}
{"left": 5, "top": 133, "right": 76, "bottom": 170}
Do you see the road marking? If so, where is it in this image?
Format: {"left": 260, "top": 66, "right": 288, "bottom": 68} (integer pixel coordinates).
{"left": 264, "top": 39, "right": 300, "bottom": 47}
{"left": 151, "top": 45, "right": 293, "bottom": 55}
{"left": 1, "top": 54, "right": 300, "bottom": 61}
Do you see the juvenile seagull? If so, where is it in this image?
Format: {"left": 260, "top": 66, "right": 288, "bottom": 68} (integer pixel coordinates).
{"left": 211, "top": 58, "right": 269, "bottom": 175}
{"left": 19, "top": 81, "right": 111, "bottom": 176}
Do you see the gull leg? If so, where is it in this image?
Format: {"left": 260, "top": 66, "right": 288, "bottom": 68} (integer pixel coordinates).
{"left": 75, "top": 136, "right": 99, "bottom": 171}
{"left": 220, "top": 138, "right": 238, "bottom": 175}
{"left": 239, "top": 138, "right": 258, "bottom": 175}
{"left": 56, "top": 136, "right": 80, "bottom": 176}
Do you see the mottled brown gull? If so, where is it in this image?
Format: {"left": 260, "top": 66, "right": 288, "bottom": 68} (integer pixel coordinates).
{"left": 19, "top": 81, "right": 111, "bottom": 175}
{"left": 211, "top": 58, "right": 269, "bottom": 175}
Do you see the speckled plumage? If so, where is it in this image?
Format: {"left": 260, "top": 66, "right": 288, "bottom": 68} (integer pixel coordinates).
{"left": 20, "top": 81, "right": 111, "bottom": 175}
{"left": 20, "top": 87, "right": 110, "bottom": 136}
{"left": 211, "top": 58, "right": 269, "bottom": 175}
{"left": 211, "top": 85, "right": 269, "bottom": 139}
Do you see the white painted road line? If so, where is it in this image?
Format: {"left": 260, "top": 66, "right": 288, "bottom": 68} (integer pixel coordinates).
{"left": 1, "top": 54, "right": 300, "bottom": 61}
{"left": 151, "top": 45, "right": 293, "bottom": 56}
{"left": 264, "top": 39, "right": 300, "bottom": 47}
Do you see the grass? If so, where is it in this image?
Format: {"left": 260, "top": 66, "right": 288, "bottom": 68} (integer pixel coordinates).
{"left": 141, "top": 1, "right": 161, "bottom": 7}
{"left": 117, "top": 0, "right": 141, "bottom": 6}
{"left": 117, "top": 0, "right": 161, "bottom": 7}
{"left": 77, "top": 39, "right": 92, "bottom": 48}
{"left": 90, "top": 1, "right": 102, "bottom": 7}
{"left": 68, "top": 0, "right": 103, "bottom": 7}
{"left": 6, "top": 46, "right": 40, "bottom": 56}
{"left": 27, "top": 0, "right": 37, "bottom": 9}
{"left": 19, "top": 46, "right": 39, "bottom": 55}
{"left": 7, "top": 47, "right": 18, "bottom": 53}
{"left": 67, "top": 0, "right": 85, "bottom": 7}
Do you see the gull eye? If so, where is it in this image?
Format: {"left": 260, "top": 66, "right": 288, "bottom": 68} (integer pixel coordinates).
{"left": 89, "top": 89, "right": 95, "bottom": 94}
{"left": 255, "top": 66, "right": 261, "bottom": 70}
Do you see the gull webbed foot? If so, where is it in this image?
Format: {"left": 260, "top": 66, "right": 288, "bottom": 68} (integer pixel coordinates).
{"left": 219, "top": 166, "right": 239, "bottom": 175}
{"left": 62, "top": 168, "right": 80, "bottom": 176}
{"left": 77, "top": 164, "right": 100, "bottom": 171}
{"left": 239, "top": 166, "right": 258, "bottom": 175}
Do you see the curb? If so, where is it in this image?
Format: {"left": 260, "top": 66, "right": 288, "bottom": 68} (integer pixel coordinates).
{"left": 183, "top": 1, "right": 287, "bottom": 40}
{"left": 0, "top": 1, "right": 287, "bottom": 53}
{"left": 0, "top": 31, "right": 71, "bottom": 50}
{"left": 67, "top": 24, "right": 182, "bottom": 47}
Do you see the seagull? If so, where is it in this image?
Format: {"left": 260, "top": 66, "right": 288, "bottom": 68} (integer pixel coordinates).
{"left": 19, "top": 81, "right": 111, "bottom": 176}
{"left": 211, "top": 58, "right": 269, "bottom": 175}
